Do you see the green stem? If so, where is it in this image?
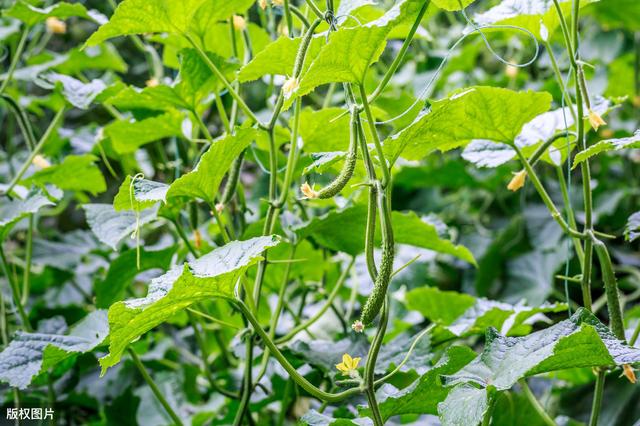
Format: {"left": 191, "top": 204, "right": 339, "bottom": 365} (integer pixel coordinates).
{"left": 359, "top": 84, "right": 390, "bottom": 187}
{"left": 555, "top": 166, "right": 585, "bottom": 269}
{"left": 588, "top": 370, "right": 605, "bottom": 426}
{"left": 185, "top": 34, "right": 262, "bottom": 127}
{"left": 234, "top": 299, "right": 363, "bottom": 402}
{"left": 304, "top": 0, "right": 324, "bottom": 19}
{"left": 0, "top": 243, "right": 31, "bottom": 331}
{"left": 513, "top": 145, "right": 585, "bottom": 240}
{"left": 591, "top": 235, "right": 625, "bottom": 340}
{"left": 2, "top": 107, "right": 66, "bottom": 196}
{"left": 275, "top": 257, "right": 355, "bottom": 344}
{"left": 519, "top": 379, "right": 557, "bottom": 426}
{"left": 128, "top": 348, "right": 184, "bottom": 426}
{"left": 187, "top": 311, "right": 239, "bottom": 399}
{"left": 364, "top": 297, "right": 389, "bottom": 426}
{"left": 21, "top": 214, "right": 33, "bottom": 305}
{"left": 368, "top": 0, "right": 430, "bottom": 103}
{"left": 0, "top": 27, "right": 29, "bottom": 95}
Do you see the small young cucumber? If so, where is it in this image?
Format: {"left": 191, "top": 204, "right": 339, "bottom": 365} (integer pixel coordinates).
{"left": 359, "top": 186, "right": 394, "bottom": 325}
{"left": 315, "top": 111, "right": 358, "bottom": 199}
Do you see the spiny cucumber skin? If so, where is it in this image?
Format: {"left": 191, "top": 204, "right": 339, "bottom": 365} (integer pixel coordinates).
{"left": 316, "top": 117, "right": 358, "bottom": 199}
{"left": 316, "top": 145, "right": 357, "bottom": 199}
{"left": 359, "top": 237, "right": 394, "bottom": 325}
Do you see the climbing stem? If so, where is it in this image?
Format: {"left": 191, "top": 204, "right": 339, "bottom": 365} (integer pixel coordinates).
{"left": 588, "top": 369, "right": 605, "bottom": 426}
{"left": 128, "top": 348, "right": 184, "bottom": 426}
{"left": 359, "top": 84, "right": 390, "bottom": 187}
{"left": 591, "top": 235, "right": 625, "bottom": 340}
{"left": 0, "top": 243, "right": 31, "bottom": 331}
{"left": 233, "top": 299, "right": 363, "bottom": 402}
{"left": 3, "top": 107, "right": 66, "bottom": 196}
{"left": 276, "top": 257, "right": 355, "bottom": 344}
{"left": 364, "top": 297, "right": 389, "bottom": 426}
{"left": 185, "top": 34, "right": 262, "bottom": 127}
{"left": 0, "top": 27, "right": 29, "bottom": 95}
{"left": 519, "top": 379, "right": 557, "bottom": 426}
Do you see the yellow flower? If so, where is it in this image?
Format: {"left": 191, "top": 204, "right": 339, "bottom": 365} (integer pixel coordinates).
{"left": 300, "top": 182, "right": 318, "bottom": 199}
{"left": 335, "top": 353, "right": 361, "bottom": 376}
{"left": 233, "top": 15, "right": 246, "bottom": 31}
{"left": 146, "top": 78, "right": 159, "bottom": 87}
{"left": 588, "top": 109, "right": 606, "bottom": 131}
{"left": 32, "top": 155, "right": 51, "bottom": 169}
{"left": 507, "top": 170, "right": 527, "bottom": 192}
{"left": 46, "top": 17, "right": 66, "bottom": 34}
{"left": 258, "top": 0, "right": 268, "bottom": 10}
{"left": 623, "top": 364, "right": 637, "bottom": 384}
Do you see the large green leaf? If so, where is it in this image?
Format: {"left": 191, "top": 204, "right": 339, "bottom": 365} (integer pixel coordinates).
{"left": 384, "top": 87, "right": 552, "bottom": 161}
{"left": 82, "top": 203, "right": 158, "bottom": 250}
{"left": 166, "top": 128, "right": 257, "bottom": 203}
{"left": 85, "top": 0, "right": 209, "bottom": 46}
{"left": 23, "top": 154, "right": 107, "bottom": 195}
{"left": 445, "top": 308, "right": 640, "bottom": 391}
{"left": 298, "top": 107, "right": 352, "bottom": 153}
{"left": 573, "top": 130, "right": 640, "bottom": 167}
{"left": 3, "top": 0, "right": 102, "bottom": 26}
{"left": 0, "top": 189, "right": 55, "bottom": 239}
{"left": 104, "top": 111, "right": 186, "bottom": 154}
{"left": 0, "top": 310, "right": 108, "bottom": 389}
{"left": 99, "top": 235, "right": 281, "bottom": 372}
{"left": 361, "top": 346, "right": 477, "bottom": 421}
{"left": 296, "top": 206, "right": 476, "bottom": 264}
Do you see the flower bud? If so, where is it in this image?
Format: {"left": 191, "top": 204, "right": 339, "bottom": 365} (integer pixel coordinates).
{"left": 46, "top": 17, "right": 66, "bottom": 34}
{"left": 233, "top": 15, "right": 246, "bottom": 31}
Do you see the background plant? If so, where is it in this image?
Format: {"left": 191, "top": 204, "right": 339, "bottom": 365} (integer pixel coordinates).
{"left": 0, "top": 0, "right": 639, "bottom": 425}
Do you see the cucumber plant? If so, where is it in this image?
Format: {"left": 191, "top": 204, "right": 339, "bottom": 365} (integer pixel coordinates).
{"left": 0, "top": 0, "right": 639, "bottom": 425}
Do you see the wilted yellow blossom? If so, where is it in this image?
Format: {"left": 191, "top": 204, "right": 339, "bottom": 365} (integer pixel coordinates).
{"left": 46, "top": 17, "right": 66, "bottom": 34}
{"left": 335, "top": 353, "right": 361, "bottom": 376}
{"left": 233, "top": 15, "right": 246, "bottom": 31}
{"left": 588, "top": 109, "right": 606, "bottom": 131}
{"left": 300, "top": 182, "right": 318, "bottom": 199}
{"left": 193, "top": 229, "right": 202, "bottom": 249}
{"left": 623, "top": 364, "right": 636, "bottom": 384}
{"left": 507, "top": 170, "right": 527, "bottom": 192}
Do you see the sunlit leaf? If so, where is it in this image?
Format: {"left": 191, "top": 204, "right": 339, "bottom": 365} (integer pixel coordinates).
{"left": 99, "top": 235, "right": 281, "bottom": 372}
